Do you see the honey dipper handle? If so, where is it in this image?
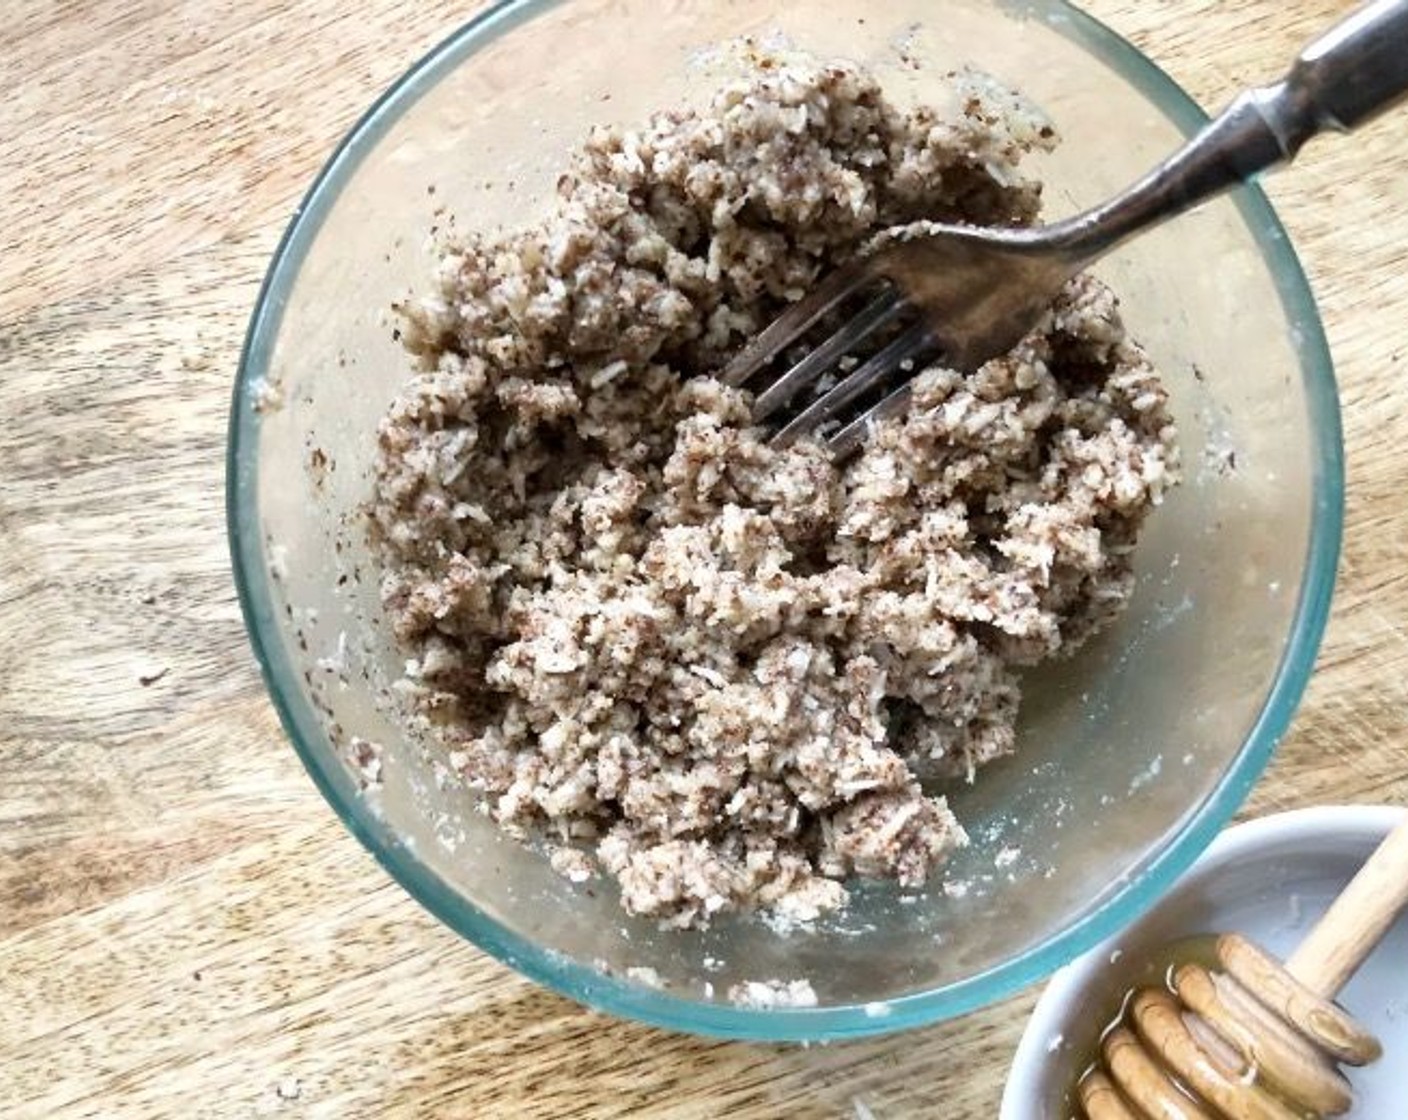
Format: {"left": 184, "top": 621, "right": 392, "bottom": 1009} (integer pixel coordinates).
{"left": 1285, "top": 813, "right": 1408, "bottom": 997}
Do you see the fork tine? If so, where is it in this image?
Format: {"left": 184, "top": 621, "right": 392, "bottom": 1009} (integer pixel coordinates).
{"left": 772, "top": 323, "right": 933, "bottom": 448}
{"left": 720, "top": 261, "right": 873, "bottom": 388}
{"left": 825, "top": 380, "right": 916, "bottom": 458}
{"left": 752, "top": 287, "right": 904, "bottom": 422}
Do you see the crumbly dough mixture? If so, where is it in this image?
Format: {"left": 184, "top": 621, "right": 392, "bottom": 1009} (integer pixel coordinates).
{"left": 370, "top": 53, "right": 1178, "bottom": 929}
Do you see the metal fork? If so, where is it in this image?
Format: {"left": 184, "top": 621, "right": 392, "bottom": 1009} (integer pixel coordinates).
{"left": 723, "top": 0, "right": 1408, "bottom": 457}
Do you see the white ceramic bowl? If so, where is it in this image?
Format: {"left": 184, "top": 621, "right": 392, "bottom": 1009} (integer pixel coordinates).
{"left": 1002, "top": 805, "right": 1408, "bottom": 1118}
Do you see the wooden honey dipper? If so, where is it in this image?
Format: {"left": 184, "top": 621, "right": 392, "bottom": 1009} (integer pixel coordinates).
{"left": 1076, "top": 814, "right": 1408, "bottom": 1119}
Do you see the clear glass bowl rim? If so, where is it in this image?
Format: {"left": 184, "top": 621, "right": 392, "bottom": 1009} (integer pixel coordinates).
{"left": 226, "top": 0, "right": 1344, "bottom": 1041}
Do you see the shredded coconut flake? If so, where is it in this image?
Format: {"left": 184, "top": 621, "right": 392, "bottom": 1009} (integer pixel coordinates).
{"left": 727, "top": 977, "right": 819, "bottom": 1009}
{"left": 369, "top": 49, "right": 1178, "bottom": 929}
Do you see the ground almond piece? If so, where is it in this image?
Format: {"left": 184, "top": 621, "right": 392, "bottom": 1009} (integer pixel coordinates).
{"left": 370, "top": 48, "right": 1179, "bottom": 929}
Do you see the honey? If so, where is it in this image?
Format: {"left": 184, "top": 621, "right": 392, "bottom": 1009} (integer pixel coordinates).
{"left": 1072, "top": 935, "right": 1325, "bottom": 1119}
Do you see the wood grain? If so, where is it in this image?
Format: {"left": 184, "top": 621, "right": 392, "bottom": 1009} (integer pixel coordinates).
{"left": 3, "top": 2, "right": 1407, "bottom": 1116}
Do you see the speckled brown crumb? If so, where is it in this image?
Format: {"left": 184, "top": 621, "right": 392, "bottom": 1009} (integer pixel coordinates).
{"left": 369, "top": 49, "right": 1178, "bottom": 929}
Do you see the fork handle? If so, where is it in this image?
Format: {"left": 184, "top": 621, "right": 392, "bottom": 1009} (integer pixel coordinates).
{"left": 1059, "top": 0, "right": 1408, "bottom": 259}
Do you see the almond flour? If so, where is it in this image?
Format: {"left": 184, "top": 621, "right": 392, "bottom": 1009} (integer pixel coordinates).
{"left": 370, "top": 51, "right": 1178, "bottom": 929}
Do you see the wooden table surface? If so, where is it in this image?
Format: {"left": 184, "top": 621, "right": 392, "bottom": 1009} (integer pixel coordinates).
{"left": 4, "top": 1, "right": 1408, "bottom": 1116}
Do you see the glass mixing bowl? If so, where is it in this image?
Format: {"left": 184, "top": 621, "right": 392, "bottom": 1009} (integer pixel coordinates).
{"left": 228, "top": 0, "right": 1342, "bottom": 1039}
